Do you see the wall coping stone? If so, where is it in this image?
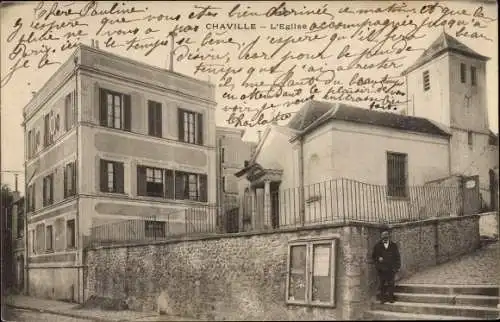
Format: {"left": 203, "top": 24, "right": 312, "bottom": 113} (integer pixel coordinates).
{"left": 86, "top": 215, "right": 479, "bottom": 251}
{"left": 477, "top": 211, "right": 499, "bottom": 216}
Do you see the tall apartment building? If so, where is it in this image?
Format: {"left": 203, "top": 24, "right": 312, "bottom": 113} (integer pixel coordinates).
{"left": 23, "top": 44, "right": 217, "bottom": 302}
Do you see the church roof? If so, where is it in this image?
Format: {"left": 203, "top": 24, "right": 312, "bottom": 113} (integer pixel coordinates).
{"left": 401, "top": 32, "right": 490, "bottom": 76}
{"left": 287, "top": 100, "right": 333, "bottom": 131}
{"left": 288, "top": 101, "right": 451, "bottom": 141}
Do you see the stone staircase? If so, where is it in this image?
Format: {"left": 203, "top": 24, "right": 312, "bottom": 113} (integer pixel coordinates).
{"left": 364, "top": 284, "right": 500, "bottom": 320}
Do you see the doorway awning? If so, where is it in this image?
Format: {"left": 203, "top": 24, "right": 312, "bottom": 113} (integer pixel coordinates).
{"left": 235, "top": 162, "right": 283, "bottom": 186}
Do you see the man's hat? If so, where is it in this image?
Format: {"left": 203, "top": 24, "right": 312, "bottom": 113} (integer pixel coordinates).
{"left": 381, "top": 231, "right": 390, "bottom": 238}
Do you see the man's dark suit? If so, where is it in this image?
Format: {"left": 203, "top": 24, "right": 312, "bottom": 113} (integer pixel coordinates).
{"left": 372, "top": 240, "right": 401, "bottom": 302}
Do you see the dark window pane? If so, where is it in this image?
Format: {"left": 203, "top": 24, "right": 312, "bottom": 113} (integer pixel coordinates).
{"left": 67, "top": 220, "right": 75, "bottom": 248}
{"left": 460, "top": 63, "right": 466, "bottom": 83}
{"left": 289, "top": 245, "right": 307, "bottom": 301}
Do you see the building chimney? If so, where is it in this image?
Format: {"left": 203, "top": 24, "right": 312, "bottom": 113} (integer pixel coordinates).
{"left": 95, "top": 40, "right": 99, "bottom": 49}
{"left": 14, "top": 174, "right": 18, "bottom": 192}
{"left": 91, "top": 39, "right": 95, "bottom": 48}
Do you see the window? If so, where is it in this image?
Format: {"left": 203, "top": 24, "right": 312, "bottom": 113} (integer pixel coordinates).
{"left": 145, "top": 220, "right": 166, "bottom": 238}
{"left": 30, "top": 230, "right": 35, "bottom": 254}
{"left": 43, "top": 174, "right": 54, "bottom": 206}
{"left": 175, "top": 171, "right": 208, "bottom": 202}
{"left": 387, "top": 152, "right": 407, "bottom": 198}
{"left": 221, "top": 147, "right": 225, "bottom": 163}
{"left": 222, "top": 176, "right": 226, "bottom": 193}
{"left": 27, "top": 130, "right": 33, "bottom": 159}
{"left": 468, "top": 131, "right": 473, "bottom": 146}
{"left": 146, "top": 167, "right": 164, "bottom": 197}
{"left": 178, "top": 108, "right": 203, "bottom": 145}
{"left": 148, "top": 100, "right": 162, "bottom": 137}
{"left": 26, "top": 184, "right": 35, "bottom": 212}
{"left": 286, "top": 239, "right": 337, "bottom": 307}
{"left": 64, "top": 161, "right": 77, "bottom": 198}
{"left": 65, "top": 91, "right": 76, "bottom": 130}
{"left": 471, "top": 66, "right": 477, "bottom": 86}
{"left": 46, "top": 225, "right": 53, "bottom": 251}
{"left": 16, "top": 208, "right": 24, "bottom": 238}
{"left": 44, "top": 113, "right": 51, "bottom": 147}
{"left": 66, "top": 219, "right": 75, "bottom": 248}
{"left": 137, "top": 166, "right": 174, "bottom": 198}
{"left": 100, "top": 160, "right": 124, "bottom": 193}
{"left": 99, "top": 88, "right": 131, "bottom": 131}
{"left": 423, "top": 70, "right": 430, "bottom": 91}
{"left": 460, "top": 63, "right": 466, "bottom": 83}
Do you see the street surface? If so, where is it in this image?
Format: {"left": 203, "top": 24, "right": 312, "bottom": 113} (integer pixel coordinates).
{"left": 3, "top": 308, "right": 92, "bottom": 322}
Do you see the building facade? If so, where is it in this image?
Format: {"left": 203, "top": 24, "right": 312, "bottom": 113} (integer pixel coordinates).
{"left": 10, "top": 194, "right": 26, "bottom": 292}
{"left": 23, "top": 44, "right": 217, "bottom": 302}
{"left": 236, "top": 102, "right": 455, "bottom": 229}
{"left": 216, "top": 127, "right": 256, "bottom": 204}
{"left": 215, "top": 126, "right": 256, "bottom": 232}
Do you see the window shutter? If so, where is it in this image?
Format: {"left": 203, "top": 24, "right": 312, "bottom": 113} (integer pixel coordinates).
{"left": 137, "top": 166, "right": 147, "bottom": 196}
{"left": 115, "top": 162, "right": 124, "bottom": 193}
{"left": 99, "top": 89, "right": 107, "bottom": 126}
{"left": 200, "top": 174, "right": 208, "bottom": 202}
{"left": 100, "top": 159, "right": 107, "bottom": 192}
{"left": 175, "top": 171, "right": 185, "bottom": 199}
{"left": 32, "top": 184, "right": 35, "bottom": 211}
{"left": 124, "top": 94, "right": 131, "bottom": 131}
{"left": 50, "top": 175, "right": 54, "bottom": 203}
{"left": 73, "top": 162, "right": 77, "bottom": 195}
{"left": 197, "top": 113, "right": 203, "bottom": 145}
{"left": 178, "top": 109, "right": 184, "bottom": 141}
{"left": 73, "top": 89, "right": 77, "bottom": 125}
{"left": 64, "top": 165, "right": 68, "bottom": 198}
{"left": 148, "top": 101, "right": 155, "bottom": 136}
{"left": 42, "top": 178, "right": 46, "bottom": 205}
{"left": 156, "top": 103, "right": 162, "bottom": 137}
{"left": 165, "top": 170, "right": 174, "bottom": 199}
{"left": 65, "top": 95, "right": 69, "bottom": 131}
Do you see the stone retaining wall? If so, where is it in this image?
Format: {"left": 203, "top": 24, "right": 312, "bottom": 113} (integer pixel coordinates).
{"left": 84, "top": 214, "right": 480, "bottom": 320}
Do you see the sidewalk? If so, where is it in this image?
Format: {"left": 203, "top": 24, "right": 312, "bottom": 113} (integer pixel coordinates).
{"left": 401, "top": 240, "right": 500, "bottom": 285}
{"left": 5, "top": 295, "right": 198, "bottom": 321}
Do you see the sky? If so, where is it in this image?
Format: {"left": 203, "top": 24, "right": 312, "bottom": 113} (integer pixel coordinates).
{"left": 1, "top": 1, "right": 498, "bottom": 194}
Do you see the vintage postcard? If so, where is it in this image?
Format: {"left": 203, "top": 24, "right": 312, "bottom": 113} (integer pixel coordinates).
{"left": 1, "top": 1, "right": 498, "bottom": 321}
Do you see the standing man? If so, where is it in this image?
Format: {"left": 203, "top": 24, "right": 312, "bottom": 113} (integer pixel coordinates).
{"left": 372, "top": 230, "right": 401, "bottom": 303}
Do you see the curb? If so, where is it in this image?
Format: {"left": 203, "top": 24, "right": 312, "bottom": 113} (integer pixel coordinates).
{"left": 6, "top": 304, "right": 128, "bottom": 322}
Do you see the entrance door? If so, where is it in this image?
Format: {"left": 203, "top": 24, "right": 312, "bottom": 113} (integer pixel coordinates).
{"left": 270, "top": 182, "right": 280, "bottom": 229}
{"left": 462, "top": 175, "right": 481, "bottom": 215}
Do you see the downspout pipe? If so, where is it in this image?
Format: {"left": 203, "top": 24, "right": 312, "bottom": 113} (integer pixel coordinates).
{"left": 73, "top": 54, "right": 82, "bottom": 302}
{"left": 23, "top": 125, "right": 29, "bottom": 295}
{"left": 299, "top": 136, "right": 305, "bottom": 226}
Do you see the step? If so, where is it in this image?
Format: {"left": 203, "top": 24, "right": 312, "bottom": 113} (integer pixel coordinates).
{"left": 364, "top": 310, "right": 481, "bottom": 320}
{"left": 396, "top": 284, "right": 500, "bottom": 296}
{"left": 394, "top": 292, "right": 500, "bottom": 307}
{"left": 371, "top": 301, "right": 500, "bottom": 319}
